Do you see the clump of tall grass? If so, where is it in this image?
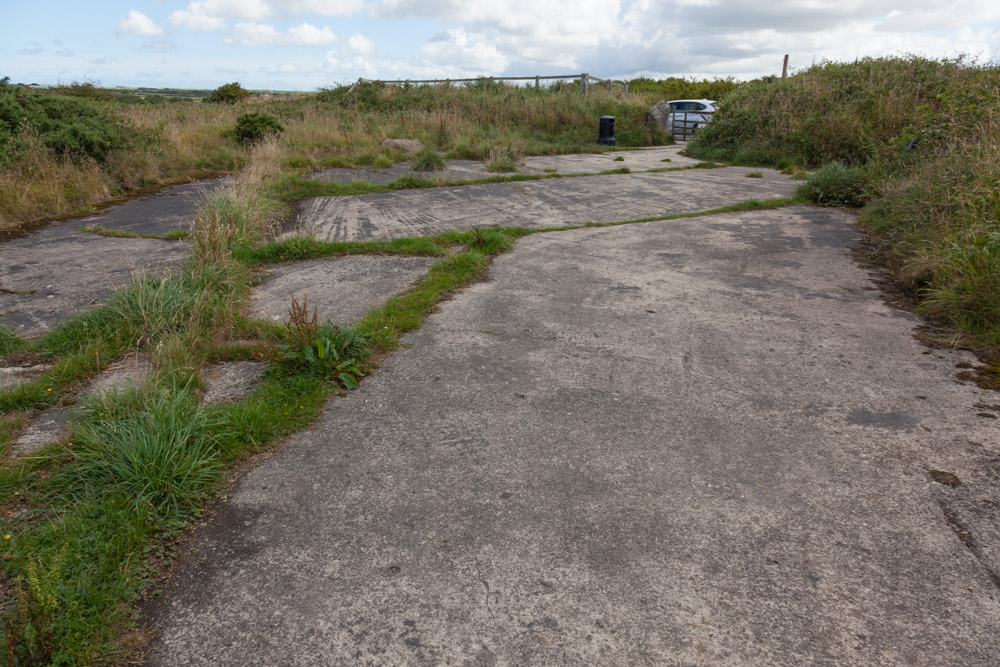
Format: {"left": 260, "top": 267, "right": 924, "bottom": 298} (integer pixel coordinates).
{"left": 66, "top": 384, "right": 222, "bottom": 518}
{"left": 191, "top": 137, "right": 285, "bottom": 264}
{"left": 411, "top": 148, "right": 446, "bottom": 172}
{"left": 798, "top": 161, "right": 867, "bottom": 207}
{"left": 486, "top": 145, "right": 519, "bottom": 172}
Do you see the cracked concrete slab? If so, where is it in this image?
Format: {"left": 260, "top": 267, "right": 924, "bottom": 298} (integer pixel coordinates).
{"left": 0, "top": 178, "right": 222, "bottom": 338}
{"left": 200, "top": 361, "right": 265, "bottom": 405}
{"left": 145, "top": 206, "right": 1000, "bottom": 665}
{"left": 288, "top": 167, "right": 795, "bottom": 242}
{"left": 0, "top": 223, "right": 188, "bottom": 337}
{"left": 13, "top": 354, "right": 152, "bottom": 454}
{"left": 75, "top": 177, "right": 226, "bottom": 236}
{"left": 250, "top": 255, "right": 436, "bottom": 326}
{"left": 304, "top": 146, "right": 699, "bottom": 186}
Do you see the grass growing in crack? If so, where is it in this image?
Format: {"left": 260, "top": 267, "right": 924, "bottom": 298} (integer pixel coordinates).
{"left": 255, "top": 296, "right": 369, "bottom": 387}
{"left": 79, "top": 225, "right": 191, "bottom": 240}
{"left": 0, "top": 325, "right": 24, "bottom": 357}
{"left": 356, "top": 249, "right": 493, "bottom": 349}
{"left": 411, "top": 149, "right": 447, "bottom": 172}
{"left": 233, "top": 235, "right": 449, "bottom": 264}
{"left": 65, "top": 384, "right": 222, "bottom": 518}
{"left": 485, "top": 146, "right": 519, "bottom": 173}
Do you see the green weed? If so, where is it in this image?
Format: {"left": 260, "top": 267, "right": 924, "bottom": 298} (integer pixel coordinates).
{"left": 798, "top": 161, "right": 866, "bottom": 207}
{"left": 66, "top": 385, "right": 221, "bottom": 518}
{"left": 412, "top": 148, "right": 446, "bottom": 172}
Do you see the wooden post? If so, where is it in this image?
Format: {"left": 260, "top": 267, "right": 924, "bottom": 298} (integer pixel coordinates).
{"left": 781, "top": 54, "right": 789, "bottom": 78}
{"left": 581, "top": 73, "right": 589, "bottom": 95}
{"left": 535, "top": 75, "right": 540, "bottom": 89}
{"left": 625, "top": 82, "right": 629, "bottom": 98}
{"left": 606, "top": 79, "right": 611, "bottom": 92}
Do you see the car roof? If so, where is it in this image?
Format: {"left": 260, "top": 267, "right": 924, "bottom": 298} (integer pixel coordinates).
{"left": 666, "top": 99, "right": 716, "bottom": 105}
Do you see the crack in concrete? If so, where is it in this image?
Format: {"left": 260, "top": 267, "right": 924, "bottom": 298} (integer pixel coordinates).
{"left": 935, "top": 497, "right": 1000, "bottom": 591}
{"left": 474, "top": 561, "right": 499, "bottom": 626}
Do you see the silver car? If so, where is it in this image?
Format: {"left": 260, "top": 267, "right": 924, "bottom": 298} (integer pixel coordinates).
{"left": 666, "top": 99, "right": 716, "bottom": 138}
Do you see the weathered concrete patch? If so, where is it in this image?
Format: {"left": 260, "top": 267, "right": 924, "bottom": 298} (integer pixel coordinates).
{"left": 0, "top": 226, "right": 187, "bottom": 337}
{"left": 520, "top": 145, "right": 701, "bottom": 173}
{"left": 289, "top": 167, "right": 795, "bottom": 242}
{"left": 200, "top": 361, "right": 265, "bottom": 405}
{"left": 13, "top": 355, "right": 152, "bottom": 454}
{"left": 0, "top": 178, "right": 221, "bottom": 337}
{"left": 250, "top": 255, "right": 436, "bottom": 326}
{"left": 75, "top": 178, "right": 226, "bottom": 236}
{"left": 0, "top": 364, "right": 51, "bottom": 391}
{"left": 304, "top": 146, "right": 698, "bottom": 186}
{"left": 146, "top": 206, "right": 1000, "bottom": 665}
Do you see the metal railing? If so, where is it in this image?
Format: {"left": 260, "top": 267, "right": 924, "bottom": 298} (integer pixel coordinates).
{"left": 350, "top": 73, "right": 628, "bottom": 97}
{"left": 671, "top": 110, "right": 715, "bottom": 140}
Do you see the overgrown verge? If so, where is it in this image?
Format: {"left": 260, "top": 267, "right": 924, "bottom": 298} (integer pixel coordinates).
{"left": 1, "top": 79, "right": 666, "bottom": 234}
{"left": 686, "top": 56, "right": 1000, "bottom": 366}
{"left": 0, "top": 138, "right": 518, "bottom": 661}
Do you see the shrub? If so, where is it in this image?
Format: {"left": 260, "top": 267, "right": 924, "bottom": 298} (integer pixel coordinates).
{"left": 0, "top": 77, "right": 137, "bottom": 163}
{"left": 234, "top": 112, "right": 284, "bottom": 145}
{"left": 204, "top": 81, "right": 250, "bottom": 104}
{"left": 798, "top": 161, "right": 866, "bottom": 207}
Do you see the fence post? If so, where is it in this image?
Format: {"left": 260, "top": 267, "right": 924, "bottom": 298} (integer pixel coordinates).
{"left": 581, "top": 73, "right": 589, "bottom": 95}
{"left": 606, "top": 79, "right": 611, "bottom": 92}
{"left": 781, "top": 54, "right": 789, "bottom": 78}
{"left": 625, "top": 82, "right": 629, "bottom": 98}
{"left": 535, "top": 75, "right": 540, "bottom": 89}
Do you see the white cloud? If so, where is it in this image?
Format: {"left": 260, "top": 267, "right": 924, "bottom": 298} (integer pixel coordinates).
{"left": 344, "top": 33, "right": 376, "bottom": 57}
{"left": 284, "top": 0, "right": 366, "bottom": 16}
{"left": 169, "top": 0, "right": 365, "bottom": 32}
{"left": 420, "top": 28, "right": 509, "bottom": 74}
{"left": 228, "top": 21, "right": 336, "bottom": 47}
{"left": 170, "top": 6, "right": 227, "bottom": 31}
{"left": 118, "top": 10, "right": 164, "bottom": 36}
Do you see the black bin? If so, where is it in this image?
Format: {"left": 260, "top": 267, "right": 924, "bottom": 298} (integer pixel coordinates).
{"left": 598, "top": 116, "right": 615, "bottom": 146}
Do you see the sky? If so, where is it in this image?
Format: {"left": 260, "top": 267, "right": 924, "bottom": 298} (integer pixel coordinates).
{"left": 4, "top": 1, "right": 1000, "bottom": 91}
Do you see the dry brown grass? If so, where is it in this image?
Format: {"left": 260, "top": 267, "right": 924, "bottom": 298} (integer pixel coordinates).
{"left": 0, "top": 85, "right": 665, "bottom": 234}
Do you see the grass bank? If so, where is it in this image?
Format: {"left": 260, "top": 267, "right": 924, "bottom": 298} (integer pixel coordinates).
{"left": 687, "top": 56, "right": 1000, "bottom": 368}
{"left": 1, "top": 79, "right": 665, "bottom": 234}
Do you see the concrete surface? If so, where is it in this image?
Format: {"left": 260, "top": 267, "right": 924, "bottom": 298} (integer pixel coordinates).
{"left": 0, "top": 178, "right": 222, "bottom": 338}
{"left": 0, "top": 226, "right": 189, "bottom": 338}
{"left": 289, "top": 167, "right": 794, "bottom": 242}
{"left": 250, "top": 256, "right": 436, "bottom": 325}
{"left": 0, "top": 363, "right": 51, "bottom": 391}
{"left": 145, "top": 206, "right": 1000, "bottom": 665}
{"left": 13, "top": 355, "right": 151, "bottom": 454}
{"left": 201, "top": 361, "right": 265, "bottom": 405}
{"left": 304, "top": 146, "right": 700, "bottom": 187}
{"left": 76, "top": 178, "right": 227, "bottom": 236}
